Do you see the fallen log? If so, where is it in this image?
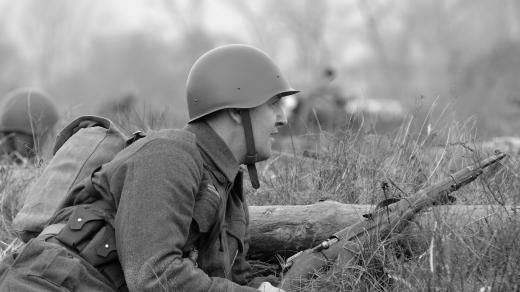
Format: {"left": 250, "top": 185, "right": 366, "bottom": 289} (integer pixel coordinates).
{"left": 247, "top": 201, "right": 519, "bottom": 260}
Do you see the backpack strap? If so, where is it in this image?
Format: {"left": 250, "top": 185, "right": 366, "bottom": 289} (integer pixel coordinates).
{"left": 38, "top": 222, "right": 67, "bottom": 239}
{"left": 53, "top": 116, "right": 115, "bottom": 154}
{"left": 53, "top": 115, "right": 146, "bottom": 156}
{"left": 125, "top": 131, "right": 146, "bottom": 146}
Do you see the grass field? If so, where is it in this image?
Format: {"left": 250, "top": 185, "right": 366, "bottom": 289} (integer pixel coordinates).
{"left": 0, "top": 108, "right": 519, "bottom": 291}
{"left": 250, "top": 111, "right": 520, "bottom": 291}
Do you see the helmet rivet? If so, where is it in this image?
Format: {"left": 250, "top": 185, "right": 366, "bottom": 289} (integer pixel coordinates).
{"left": 194, "top": 97, "right": 198, "bottom": 102}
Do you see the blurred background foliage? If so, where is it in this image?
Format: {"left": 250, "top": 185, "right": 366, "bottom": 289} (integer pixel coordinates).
{"left": 0, "top": 0, "right": 519, "bottom": 137}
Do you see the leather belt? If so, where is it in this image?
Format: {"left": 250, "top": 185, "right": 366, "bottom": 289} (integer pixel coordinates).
{"left": 37, "top": 223, "right": 67, "bottom": 238}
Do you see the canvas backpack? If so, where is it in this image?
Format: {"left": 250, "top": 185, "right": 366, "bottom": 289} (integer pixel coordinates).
{"left": 12, "top": 115, "right": 144, "bottom": 242}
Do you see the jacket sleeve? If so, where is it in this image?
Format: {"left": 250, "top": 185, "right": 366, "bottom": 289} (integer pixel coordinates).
{"left": 114, "top": 138, "right": 258, "bottom": 292}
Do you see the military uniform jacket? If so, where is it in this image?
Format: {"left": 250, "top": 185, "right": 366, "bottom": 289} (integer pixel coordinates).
{"left": 60, "top": 121, "right": 258, "bottom": 291}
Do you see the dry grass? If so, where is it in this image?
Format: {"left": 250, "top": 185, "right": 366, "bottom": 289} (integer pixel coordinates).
{"left": 0, "top": 103, "right": 519, "bottom": 291}
{"left": 247, "top": 104, "right": 520, "bottom": 291}
{"left": 0, "top": 162, "right": 40, "bottom": 257}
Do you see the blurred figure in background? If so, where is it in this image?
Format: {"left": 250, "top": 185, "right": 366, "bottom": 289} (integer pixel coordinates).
{"left": 0, "top": 87, "right": 59, "bottom": 163}
{"left": 97, "top": 92, "right": 139, "bottom": 132}
{"left": 288, "top": 67, "right": 355, "bottom": 135}
{"left": 97, "top": 92, "right": 179, "bottom": 134}
{"left": 97, "top": 92, "right": 138, "bottom": 122}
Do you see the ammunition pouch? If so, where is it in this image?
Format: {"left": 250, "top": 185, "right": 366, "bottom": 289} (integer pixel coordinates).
{"left": 51, "top": 204, "right": 127, "bottom": 291}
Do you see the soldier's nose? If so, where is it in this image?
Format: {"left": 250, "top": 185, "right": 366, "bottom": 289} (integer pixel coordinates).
{"left": 275, "top": 105, "right": 287, "bottom": 127}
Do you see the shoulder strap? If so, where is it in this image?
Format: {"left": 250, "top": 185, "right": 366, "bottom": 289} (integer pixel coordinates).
{"left": 125, "top": 131, "right": 146, "bottom": 146}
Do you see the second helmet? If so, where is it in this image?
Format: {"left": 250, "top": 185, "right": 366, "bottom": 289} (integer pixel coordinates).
{"left": 0, "top": 88, "right": 59, "bottom": 136}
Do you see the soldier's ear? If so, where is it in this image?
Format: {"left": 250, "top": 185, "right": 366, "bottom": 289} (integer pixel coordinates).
{"left": 227, "top": 109, "right": 242, "bottom": 124}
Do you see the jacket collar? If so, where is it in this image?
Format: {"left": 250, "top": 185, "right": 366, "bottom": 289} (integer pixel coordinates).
{"left": 184, "top": 121, "right": 240, "bottom": 184}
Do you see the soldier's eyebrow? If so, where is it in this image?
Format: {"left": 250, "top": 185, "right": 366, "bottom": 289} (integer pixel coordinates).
{"left": 267, "top": 96, "right": 281, "bottom": 104}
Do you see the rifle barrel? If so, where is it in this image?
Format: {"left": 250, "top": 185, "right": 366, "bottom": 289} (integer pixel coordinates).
{"left": 281, "top": 151, "right": 507, "bottom": 289}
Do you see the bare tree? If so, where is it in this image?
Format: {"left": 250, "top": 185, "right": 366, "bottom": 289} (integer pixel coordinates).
{"left": 0, "top": 0, "right": 99, "bottom": 86}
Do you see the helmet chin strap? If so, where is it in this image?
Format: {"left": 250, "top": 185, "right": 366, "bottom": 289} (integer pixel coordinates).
{"left": 239, "top": 110, "right": 260, "bottom": 189}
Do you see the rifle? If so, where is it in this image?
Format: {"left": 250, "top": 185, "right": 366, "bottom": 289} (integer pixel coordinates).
{"left": 279, "top": 151, "right": 507, "bottom": 290}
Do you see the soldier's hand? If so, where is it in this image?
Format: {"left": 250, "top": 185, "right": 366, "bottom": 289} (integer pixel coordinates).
{"left": 257, "top": 281, "right": 285, "bottom": 292}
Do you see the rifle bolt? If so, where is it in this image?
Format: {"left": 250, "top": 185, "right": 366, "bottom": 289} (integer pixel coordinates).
{"left": 321, "top": 241, "right": 330, "bottom": 249}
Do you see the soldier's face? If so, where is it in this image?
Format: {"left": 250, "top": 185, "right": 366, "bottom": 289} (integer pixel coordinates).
{"left": 248, "top": 96, "right": 287, "bottom": 161}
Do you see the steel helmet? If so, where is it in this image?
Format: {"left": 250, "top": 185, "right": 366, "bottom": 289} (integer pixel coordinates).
{"left": 186, "top": 44, "right": 298, "bottom": 122}
{"left": 0, "top": 88, "right": 59, "bottom": 136}
{"left": 186, "top": 45, "right": 299, "bottom": 189}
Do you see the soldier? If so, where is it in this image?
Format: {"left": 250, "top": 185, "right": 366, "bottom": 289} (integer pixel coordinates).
{"left": 0, "top": 87, "right": 59, "bottom": 163}
{"left": 0, "top": 45, "right": 297, "bottom": 291}
{"left": 290, "top": 67, "right": 352, "bottom": 134}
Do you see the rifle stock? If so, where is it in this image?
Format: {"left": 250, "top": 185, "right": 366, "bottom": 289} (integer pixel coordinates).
{"left": 280, "top": 151, "right": 507, "bottom": 290}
